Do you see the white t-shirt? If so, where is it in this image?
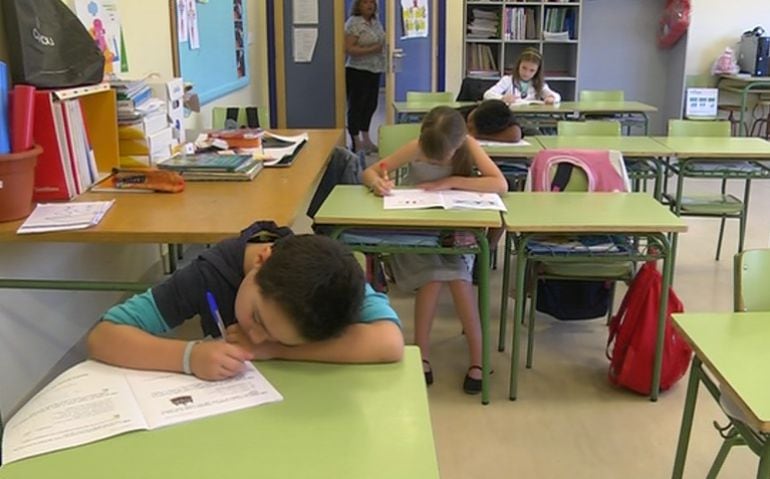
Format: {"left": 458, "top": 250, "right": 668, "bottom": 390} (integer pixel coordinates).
{"left": 345, "top": 15, "right": 386, "bottom": 73}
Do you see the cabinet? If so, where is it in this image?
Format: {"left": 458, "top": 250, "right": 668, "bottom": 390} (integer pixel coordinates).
{"left": 464, "top": 0, "right": 582, "bottom": 100}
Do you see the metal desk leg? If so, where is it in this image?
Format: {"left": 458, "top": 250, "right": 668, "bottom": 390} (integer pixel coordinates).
{"left": 643, "top": 112, "right": 649, "bottom": 135}
{"left": 757, "top": 436, "right": 770, "bottom": 479}
{"left": 671, "top": 357, "right": 703, "bottom": 479}
{"left": 498, "top": 232, "right": 513, "bottom": 352}
{"left": 652, "top": 233, "right": 674, "bottom": 401}
{"left": 474, "top": 230, "right": 491, "bottom": 405}
{"left": 509, "top": 235, "right": 529, "bottom": 400}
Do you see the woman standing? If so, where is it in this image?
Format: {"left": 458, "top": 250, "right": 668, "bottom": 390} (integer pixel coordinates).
{"left": 345, "top": 0, "right": 385, "bottom": 153}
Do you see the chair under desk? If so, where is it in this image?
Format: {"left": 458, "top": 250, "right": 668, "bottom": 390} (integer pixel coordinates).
{"left": 717, "top": 75, "right": 770, "bottom": 136}
{"left": 671, "top": 312, "right": 770, "bottom": 479}
{"left": 313, "top": 185, "right": 500, "bottom": 405}
{"left": 0, "top": 129, "right": 344, "bottom": 292}
{"left": 499, "top": 192, "right": 687, "bottom": 402}
{"left": 0, "top": 346, "right": 440, "bottom": 479}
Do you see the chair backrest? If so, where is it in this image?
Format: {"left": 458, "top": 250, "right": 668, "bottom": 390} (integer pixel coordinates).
{"left": 212, "top": 106, "right": 270, "bottom": 129}
{"left": 579, "top": 90, "right": 624, "bottom": 102}
{"left": 378, "top": 123, "right": 421, "bottom": 158}
{"left": 456, "top": 77, "right": 498, "bottom": 101}
{"left": 526, "top": 149, "right": 631, "bottom": 192}
{"left": 406, "top": 91, "right": 454, "bottom": 103}
{"left": 557, "top": 120, "right": 622, "bottom": 137}
{"left": 733, "top": 249, "right": 770, "bottom": 312}
{"left": 668, "top": 119, "right": 731, "bottom": 137}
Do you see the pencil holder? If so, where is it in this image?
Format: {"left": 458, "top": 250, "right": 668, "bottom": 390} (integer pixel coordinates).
{"left": 0, "top": 144, "right": 42, "bottom": 222}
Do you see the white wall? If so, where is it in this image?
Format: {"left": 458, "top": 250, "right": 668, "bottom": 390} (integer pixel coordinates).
{"left": 686, "top": 0, "right": 770, "bottom": 75}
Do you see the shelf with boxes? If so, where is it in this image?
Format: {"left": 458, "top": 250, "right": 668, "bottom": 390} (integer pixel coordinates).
{"left": 464, "top": 0, "right": 582, "bottom": 100}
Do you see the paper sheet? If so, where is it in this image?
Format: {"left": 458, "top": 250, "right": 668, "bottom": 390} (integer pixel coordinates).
{"left": 383, "top": 189, "right": 507, "bottom": 211}
{"left": 293, "top": 27, "right": 318, "bottom": 63}
{"left": 292, "top": 0, "right": 319, "bottom": 24}
{"left": 16, "top": 200, "right": 115, "bottom": 234}
{"left": 477, "top": 139, "right": 531, "bottom": 147}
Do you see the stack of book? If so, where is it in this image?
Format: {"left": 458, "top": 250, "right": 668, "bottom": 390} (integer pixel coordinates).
{"left": 156, "top": 152, "right": 263, "bottom": 181}
{"left": 111, "top": 79, "right": 175, "bottom": 167}
{"left": 31, "top": 85, "right": 104, "bottom": 201}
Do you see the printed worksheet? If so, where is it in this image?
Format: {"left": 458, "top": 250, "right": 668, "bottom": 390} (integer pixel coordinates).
{"left": 2, "top": 361, "right": 282, "bottom": 464}
{"left": 383, "top": 189, "right": 506, "bottom": 211}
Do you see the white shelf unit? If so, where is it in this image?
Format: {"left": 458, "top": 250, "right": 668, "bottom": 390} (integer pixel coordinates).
{"left": 464, "top": 0, "right": 582, "bottom": 100}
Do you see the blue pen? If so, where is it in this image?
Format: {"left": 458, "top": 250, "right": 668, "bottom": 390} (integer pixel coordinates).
{"left": 205, "top": 291, "right": 227, "bottom": 338}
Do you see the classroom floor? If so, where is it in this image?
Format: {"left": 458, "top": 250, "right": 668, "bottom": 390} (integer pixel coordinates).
{"left": 293, "top": 176, "right": 769, "bottom": 479}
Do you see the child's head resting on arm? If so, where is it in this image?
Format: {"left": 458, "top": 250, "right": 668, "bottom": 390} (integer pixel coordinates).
{"left": 418, "top": 106, "right": 474, "bottom": 176}
{"left": 235, "top": 235, "right": 365, "bottom": 346}
{"left": 467, "top": 99, "right": 523, "bottom": 143}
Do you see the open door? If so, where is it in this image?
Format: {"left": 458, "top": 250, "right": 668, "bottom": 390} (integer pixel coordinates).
{"left": 384, "top": 0, "right": 438, "bottom": 123}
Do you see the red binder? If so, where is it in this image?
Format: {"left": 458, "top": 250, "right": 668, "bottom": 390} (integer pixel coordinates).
{"left": 31, "top": 92, "right": 76, "bottom": 201}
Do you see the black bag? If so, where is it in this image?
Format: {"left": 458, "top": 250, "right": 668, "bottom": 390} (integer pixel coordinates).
{"left": 536, "top": 279, "right": 611, "bottom": 320}
{"left": 2, "top": 0, "right": 104, "bottom": 88}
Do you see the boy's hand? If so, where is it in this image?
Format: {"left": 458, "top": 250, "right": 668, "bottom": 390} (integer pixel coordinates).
{"left": 189, "top": 341, "right": 253, "bottom": 380}
{"left": 225, "top": 323, "right": 280, "bottom": 360}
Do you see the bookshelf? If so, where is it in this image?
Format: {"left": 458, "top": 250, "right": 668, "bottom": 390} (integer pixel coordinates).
{"left": 464, "top": 0, "right": 582, "bottom": 100}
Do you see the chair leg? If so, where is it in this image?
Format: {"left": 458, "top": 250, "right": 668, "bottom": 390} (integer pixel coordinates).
{"left": 739, "top": 179, "right": 752, "bottom": 253}
{"left": 606, "top": 281, "right": 617, "bottom": 325}
{"left": 715, "top": 178, "right": 728, "bottom": 261}
{"left": 706, "top": 429, "right": 743, "bottom": 479}
{"left": 525, "top": 278, "right": 538, "bottom": 369}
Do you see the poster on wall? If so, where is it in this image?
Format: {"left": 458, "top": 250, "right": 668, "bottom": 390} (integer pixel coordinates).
{"left": 400, "top": 0, "right": 428, "bottom": 39}
{"left": 74, "top": 0, "right": 125, "bottom": 74}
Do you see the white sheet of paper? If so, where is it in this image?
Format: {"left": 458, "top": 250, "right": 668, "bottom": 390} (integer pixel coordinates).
{"left": 293, "top": 27, "right": 318, "bottom": 63}
{"left": 16, "top": 200, "right": 115, "bottom": 234}
{"left": 177, "top": 0, "right": 189, "bottom": 42}
{"left": 187, "top": 0, "right": 200, "bottom": 50}
{"left": 262, "top": 132, "right": 309, "bottom": 165}
{"left": 383, "top": 189, "right": 507, "bottom": 211}
{"left": 477, "top": 139, "right": 531, "bottom": 147}
{"left": 126, "top": 362, "right": 283, "bottom": 429}
{"left": 1, "top": 362, "right": 147, "bottom": 464}
{"left": 292, "top": 0, "right": 319, "bottom": 24}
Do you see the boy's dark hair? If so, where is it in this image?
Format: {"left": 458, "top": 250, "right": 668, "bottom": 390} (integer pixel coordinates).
{"left": 470, "top": 99, "right": 518, "bottom": 135}
{"left": 256, "top": 235, "right": 365, "bottom": 341}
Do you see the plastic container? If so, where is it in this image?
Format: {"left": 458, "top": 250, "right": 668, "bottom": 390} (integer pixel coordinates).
{"left": 0, "top": 144, "right": 42, "bottom": 222}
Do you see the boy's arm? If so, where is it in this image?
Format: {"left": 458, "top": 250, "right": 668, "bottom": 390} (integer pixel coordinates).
{"left": 228, "top": 320, "right": 404, "bottom": 364}
{"left": 88, "top": 322, "right": 254, "bottom": 380}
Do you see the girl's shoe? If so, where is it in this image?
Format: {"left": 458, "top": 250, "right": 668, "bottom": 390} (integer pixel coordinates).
{"left": 463, "top": 365, "right": 483, "bottom": 395}
{"left": 422, "top": 359, "right": 433, "bottom": 386}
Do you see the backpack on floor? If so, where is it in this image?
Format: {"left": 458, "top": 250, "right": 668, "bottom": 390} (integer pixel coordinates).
{"left": 606, "top": 262, "right": 691, "bottom": 395}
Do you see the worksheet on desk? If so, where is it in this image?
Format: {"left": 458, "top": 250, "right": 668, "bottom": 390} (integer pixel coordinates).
{"left": 383, "top": 189, "right": 506, "bottom": 211}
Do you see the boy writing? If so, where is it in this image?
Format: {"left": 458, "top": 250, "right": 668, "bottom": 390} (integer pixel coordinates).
{"left": 87, "top": 222, "right": 404, "bottom": 380}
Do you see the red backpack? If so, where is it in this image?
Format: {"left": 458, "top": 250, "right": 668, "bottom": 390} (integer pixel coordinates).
{"left": 606, "top": 262, "right": 691, "bottom": 395}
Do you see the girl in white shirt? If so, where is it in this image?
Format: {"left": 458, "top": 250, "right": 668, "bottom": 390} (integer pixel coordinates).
{"left": 483, "top": 48, "right": 561, "bottom": 105}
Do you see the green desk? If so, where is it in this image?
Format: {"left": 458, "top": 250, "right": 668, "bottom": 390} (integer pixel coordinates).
{"left": 717, "top": 75, "right": 770, "bottom": 136}
{"left": 0, "top": 347, "right": 439, "bottom": 479}
{"left": 652, "top": 136, "right": 770, "bottom": 263}
{"left": 480, "top": 137, "right": 545, "bottom": 158}
{"left": 314, "top": 185, "right": 502, "bottom": 405}
{"left": 507, "top": 101, "right": 657, "bottom": 134}
{"left": 393, "top": 100, "right": 478, "bottom": 123}
{"left": 500, "top": 193, "right": 687, "bottom": 401}
{"left": 671, "top": 313, "right": 770, "bottom": 479}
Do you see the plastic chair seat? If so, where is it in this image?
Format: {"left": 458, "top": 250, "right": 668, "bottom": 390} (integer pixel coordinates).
{"left": 539, "top": 261, "right": 633, "bottom": 278}
{"left": 678, "top": 194, "right": 744, "bottom": 215}
{"left": 680, "top": 160, "right": 770, "bottom": 178}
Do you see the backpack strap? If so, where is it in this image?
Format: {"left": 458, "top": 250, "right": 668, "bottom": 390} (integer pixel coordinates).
{"left": 551, "top": 163, "right": 574, "bottom": 192}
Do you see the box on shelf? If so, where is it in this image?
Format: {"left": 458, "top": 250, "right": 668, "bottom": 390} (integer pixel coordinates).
{"left": 119, "top": 127, "right": 175, "bottom": 157}
{"left": 148, "top": 78, "right": 185, "bottom": 143}
{"left": 118, "top": 111, "right": 169, "bottom": 140}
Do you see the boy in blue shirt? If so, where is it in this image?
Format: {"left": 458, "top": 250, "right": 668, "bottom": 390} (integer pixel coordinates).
{"left": 87, "top": 222, "right": 403, "bottom": 380}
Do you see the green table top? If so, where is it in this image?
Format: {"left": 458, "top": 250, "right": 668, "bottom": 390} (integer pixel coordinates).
{"left": 561, "top": 100, "right": 658, "bottom": 114}
{"left": 535, "top": 135, "right": 673, "bottom": 157}
{"left": 652, "top": 136, "right": 770, "bottom": 158}
{"left": 314, "top": 185, "right": 502, "bottom": 229}
{"left": 501, "top": 192, "right": 687, "bottom": 233}
{"left": 392, "top": 100, "right": 477, "bottom": 114}
{"left": 673, "top": 312, "right": 770, "bottom": 433}
{"left": 481, "top": 137, "right": 544, "bottom": 158}
{"left": 0, "top": 347, "right": 439, "bottom": 479}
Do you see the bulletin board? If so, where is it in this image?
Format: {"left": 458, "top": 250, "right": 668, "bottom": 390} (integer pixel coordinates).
{"left": 169, "top": 0, "right": 249, "bottom": 105}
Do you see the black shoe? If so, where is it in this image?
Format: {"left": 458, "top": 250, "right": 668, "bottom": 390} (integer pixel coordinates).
{"left": 422, "top": 359, "right": 433, "bottom": 386}
{"left": 463, "top": 365, "right": 483, "bottom": 395}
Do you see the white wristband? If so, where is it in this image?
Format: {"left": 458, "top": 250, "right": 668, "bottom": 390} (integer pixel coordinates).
{"left": 182, "top": 340, "right": 199, "bottom": 375}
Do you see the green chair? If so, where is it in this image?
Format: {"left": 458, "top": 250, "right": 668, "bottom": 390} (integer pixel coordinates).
{"left": 665, "top": 119, "right": 770, "bottom": 260}
{"left": 405, "top": 91, "right": 455, "bottom": 103}
{"left": 579, "top": 90, "right": 646, "bottom": 135}
{"left": 704, "top": 249, "right": 770, "bottom": 478}
{"left": 212, "top": 106, "right": 270, "bottom": 129}
{"left": 557, "top": 120, "right": 658, "bottom": 193}
{"left": 378, "top": 123, "right": 420, "bottom": 184}
{"left": 513, "top": 151, "right": 634, "bottom": 366}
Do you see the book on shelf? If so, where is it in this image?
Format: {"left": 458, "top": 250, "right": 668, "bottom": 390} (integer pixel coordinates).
{"left": 383, "top": 189, "right": 507, "bottom": 211}
{"left": 1, "top": 360, "right": 283, "bottom": 464}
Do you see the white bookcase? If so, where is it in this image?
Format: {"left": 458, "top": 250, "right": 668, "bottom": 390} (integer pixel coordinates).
{"left": 464, "top": 0, "right": 582, "bottom": 100}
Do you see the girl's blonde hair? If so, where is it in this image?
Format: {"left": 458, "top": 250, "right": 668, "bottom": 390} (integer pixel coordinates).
{"left": 419, "top": 106, "right": 473, "bottom": 177}
{"left": 512, "top": 48, "right": 544, "bottom": 97}
{"left": 349, "top": 0, "right": 377, "bottom": 17}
